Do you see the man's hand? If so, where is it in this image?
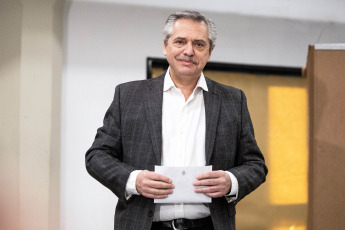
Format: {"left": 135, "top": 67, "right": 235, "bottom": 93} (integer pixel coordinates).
{"left": 193, "top": 170, "right": 232, "bottom": 198}
{"left": 136, "top": 170, "right": 174, "bottom": 199}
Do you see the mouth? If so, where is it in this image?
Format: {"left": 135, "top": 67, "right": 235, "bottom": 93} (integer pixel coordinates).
{"left": 176, "top": 56, "right": 198, "bottom": 65}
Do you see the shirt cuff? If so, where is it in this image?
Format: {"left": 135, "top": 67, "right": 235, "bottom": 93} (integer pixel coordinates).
{"left": 125, "top": 170, "right": 141, "bottom": 200}
{"left": 225, "top": 171, "right": 239, "bottom": 203}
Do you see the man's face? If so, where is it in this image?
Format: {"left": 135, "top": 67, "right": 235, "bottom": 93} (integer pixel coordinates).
{"left": 163, "top": 19, "right": 213, "bottom": 80}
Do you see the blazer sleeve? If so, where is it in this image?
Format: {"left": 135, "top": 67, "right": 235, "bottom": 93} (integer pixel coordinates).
{"left": 85, "top": 84, "right": 136, "bottom": 202}
{"left": 228, "top": 90, "right": 268, "bottom": 202}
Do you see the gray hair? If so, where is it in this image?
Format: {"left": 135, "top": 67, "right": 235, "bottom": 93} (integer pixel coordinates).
{"left": 163, "top": 10, "right": 217, "bottom": 51}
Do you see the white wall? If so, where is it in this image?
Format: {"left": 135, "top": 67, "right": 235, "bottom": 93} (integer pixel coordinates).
{"left": 61, "top": 1, "right": 345, "bottom": 230}
{"left": 74, "top": 0, "right": 345, "bottom": 24}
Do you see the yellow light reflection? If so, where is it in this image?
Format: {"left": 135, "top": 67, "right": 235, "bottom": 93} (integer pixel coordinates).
{"left": 273, "top": 226, "right": 306, "bottom": 230}
{"left": 268, "top": 87, "right": 308, "bottom": 205}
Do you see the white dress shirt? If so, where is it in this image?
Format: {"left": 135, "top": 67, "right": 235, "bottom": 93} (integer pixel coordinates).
{"left": 126, "top": 69, "right": 238, "bottom": 221}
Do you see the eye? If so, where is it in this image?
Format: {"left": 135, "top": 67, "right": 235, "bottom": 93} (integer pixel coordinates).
{"left": 173, "top": 39, "right": 186, "bottom": 47}
{"left": 194, "top": 41, "right": 206, "bottom": 50}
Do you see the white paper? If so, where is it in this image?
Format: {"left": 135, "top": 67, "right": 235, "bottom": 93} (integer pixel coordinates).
{"left": 154, "top": 165, "right": 212, "bottom": 203}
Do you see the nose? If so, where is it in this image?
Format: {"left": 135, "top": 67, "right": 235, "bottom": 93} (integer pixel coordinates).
{"left": 183, "top": 42, "right": 194, "bottom": 56}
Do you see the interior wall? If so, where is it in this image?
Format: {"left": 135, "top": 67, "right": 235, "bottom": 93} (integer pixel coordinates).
{"left": 0, "top": 0, "right": 63, "bottom": 230}
{"left": 61, "top": 2, "right": 345, "bottom": 230}
{"left": 0, "top": 1, "right": 21, "bottom": 229}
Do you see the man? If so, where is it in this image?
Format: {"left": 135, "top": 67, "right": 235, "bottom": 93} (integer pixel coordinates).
{"left": 86, "top": 10, "right": 267, "bottom": 230}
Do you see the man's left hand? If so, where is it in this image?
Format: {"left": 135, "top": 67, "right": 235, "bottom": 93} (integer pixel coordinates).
{"left": 193, "top": 170, "right": 231, "bottom": 198}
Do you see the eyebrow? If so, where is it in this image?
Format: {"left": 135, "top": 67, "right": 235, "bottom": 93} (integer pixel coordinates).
{"left": 173, "top": 37, "right": 186, "bottom": 41}
{"left": 173, "top": 37, "right": 207, "bottom": 43}
{"left": 194, "top": 39, "right": 207, "bottom": 44}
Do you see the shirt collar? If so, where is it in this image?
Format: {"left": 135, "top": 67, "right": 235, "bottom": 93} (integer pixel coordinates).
{"left": 163, "top": 67, "right": 209, "bottom": 92}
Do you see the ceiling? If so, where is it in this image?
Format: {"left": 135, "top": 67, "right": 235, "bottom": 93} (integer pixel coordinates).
{"left": 73, "top": 0, "right": 345, "bottom": 24}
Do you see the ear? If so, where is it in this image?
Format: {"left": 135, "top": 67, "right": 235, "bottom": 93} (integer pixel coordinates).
{"left": 207, "top": 47, "right": 214, "bottom": 62}
{"left": 163, "top": 40, "right": 167, "bottom": 56}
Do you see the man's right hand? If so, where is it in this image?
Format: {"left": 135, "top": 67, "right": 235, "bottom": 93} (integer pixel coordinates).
{"left": 136, "top": 170, "right": 174, "bottom": 199}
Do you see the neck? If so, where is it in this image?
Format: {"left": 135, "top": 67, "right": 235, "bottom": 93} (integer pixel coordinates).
{"left": 169, "top": 71, "right": 200, "bottom": 101}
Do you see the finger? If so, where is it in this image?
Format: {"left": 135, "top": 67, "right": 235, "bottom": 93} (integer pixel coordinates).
{"left": 193, "top": 178, "right": 218, "bottom": 187}
{"left": 194, "top": 171, "right": 230, "bottom": 186}
{"left": 136, "top": 171, "right": 175, "bottom": 198}
{"left": 145, "top": 171, "right": 173, "bottom": 184}
{"left": 145, "top": 187, "right": 174, "bottom": 196}
{"left": 140, "top": 186, "right": 174, "bottom": 199}
{"left": 195, "top": 185, "right": 219, "bottom": 193}
{"left": 194, "top": 176, "right": 227, "bottom": 187}
{"left": 196, "top": 170, "right": 222, "bottom": 180}
{"left": 194, "top": 185, "right": 227, "bottom": 198}
{"left": 137, "top": 171, "right": 173, "bottom": 187}
{"left": 194, "top": 179, "right": 231, "bottom": 197}
{"left": 138, "top": 185, "right": 173, "bottom": 198}
{"left": 146, "top": 180, "right": 175, "bottom": 189}
{"left": 137, "top": 178, "right": 174, "bottom": 192}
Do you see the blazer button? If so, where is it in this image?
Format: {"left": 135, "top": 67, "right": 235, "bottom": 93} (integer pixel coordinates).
{"left": 148, "top": 210, "right": 153, "bottom": 217}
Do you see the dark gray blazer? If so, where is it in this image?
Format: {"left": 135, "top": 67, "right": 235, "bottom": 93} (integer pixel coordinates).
{"left": 85, "top": 73, "right": 268, "bottom": 230}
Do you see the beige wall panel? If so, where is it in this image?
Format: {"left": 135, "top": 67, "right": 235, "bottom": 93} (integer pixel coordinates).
{"left": 152, "top": 67, "right": 308, "bottom": 230}
{"left": 308, "top": 46, "right": 345, "bottom": 230}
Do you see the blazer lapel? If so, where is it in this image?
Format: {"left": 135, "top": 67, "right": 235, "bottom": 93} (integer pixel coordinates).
{"left": 143, "top": 74, "right": 220, "bottom": 165}
{"left": 144, "top": 74, "right": 165, "bottom": 164}
{"left": 204, "top": 78, "right": 221, "bottom": 165}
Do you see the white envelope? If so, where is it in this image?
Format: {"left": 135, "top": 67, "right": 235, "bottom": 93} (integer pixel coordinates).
{"left": 154, "top": 165, "right": 212, "bottom": 203}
